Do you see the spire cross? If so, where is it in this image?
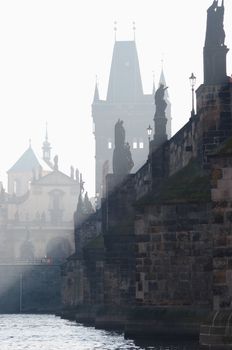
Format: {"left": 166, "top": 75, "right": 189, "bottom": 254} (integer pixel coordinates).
{"left": 114, "top": 21, "right": 117, "bottom": 42}
{"left": 133, "top": 21, "right": 136, "bottom": 41}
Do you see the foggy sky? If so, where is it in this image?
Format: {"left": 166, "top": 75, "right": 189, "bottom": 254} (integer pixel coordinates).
{"left": 0, "top": 0, "right": 231, "bottom": 197}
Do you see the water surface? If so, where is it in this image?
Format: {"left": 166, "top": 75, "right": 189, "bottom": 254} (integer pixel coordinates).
{"left": 0, "top": 314, "right": 199, "bottom": 350}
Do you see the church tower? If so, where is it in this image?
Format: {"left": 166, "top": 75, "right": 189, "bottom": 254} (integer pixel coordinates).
{"left": 92, "top": 39, "right": 171, "bottom": 198}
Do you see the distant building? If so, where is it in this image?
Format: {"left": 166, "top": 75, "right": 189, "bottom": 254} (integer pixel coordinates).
{"left": 92, "top": 39, "right": 171, "bottom": 198}
{"left": 0, "top": 131, "right": 80, "bottom": 262}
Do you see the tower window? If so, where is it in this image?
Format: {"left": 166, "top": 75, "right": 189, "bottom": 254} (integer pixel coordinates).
{"left": 139, "top": 141, "right": 144, "bottom": 149}
{"left": 133, "top": 141, "right": 137, "bottom": 149}
{"left": 108, "top": 141, "right": 112, "bottom": 149}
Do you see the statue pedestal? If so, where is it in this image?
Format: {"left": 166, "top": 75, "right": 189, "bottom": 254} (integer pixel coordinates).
{"left": 204, "top": 45, "right": 229, "bottom": 84}
{"left": 152, "top": 115, "right": 168, "bottom": 152}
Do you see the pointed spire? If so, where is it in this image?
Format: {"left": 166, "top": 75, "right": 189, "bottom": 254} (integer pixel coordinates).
{"left": 159, "top": 68, "right": 169, "bottom": 98}
{"left": 29, "top": 139, "right": 32, "bottom": 148}
{"left": 93, "top": 76, "right": 100, "bottom": 102}
{"left": 152, "top": 71, "right": 156, "bottom": 95}
{"left": 42, "top": 122, "right": 52, "bottom": 163}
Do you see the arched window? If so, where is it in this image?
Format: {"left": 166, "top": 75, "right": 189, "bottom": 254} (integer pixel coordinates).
{"left": 133, "top": 139, "right": 138, "bottom": 149}
{"left": 108, "top": 140, "right": 112, "bottom": 149}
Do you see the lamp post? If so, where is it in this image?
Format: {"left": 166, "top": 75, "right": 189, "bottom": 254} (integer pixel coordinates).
{"left": 147, "top": 124, "right": 152, "bottom": 142}
{"left": 189, "top": 73, "right": 196, "bottom": 118}
{"left": 147, "top": 124, "right": 153, "bottom": 157}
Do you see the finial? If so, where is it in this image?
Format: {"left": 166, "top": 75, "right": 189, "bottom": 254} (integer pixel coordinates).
{"left": 95, "top": 74, "right": 98, "bottom": 86}
{"left": 29, "top": 139, "right": 31, "bottom": 148}
{"left": 133, "top": 21, "right": 136, "bottom": 41}
{"left": 114, "top": 21, "right": 117, "bottom": 42}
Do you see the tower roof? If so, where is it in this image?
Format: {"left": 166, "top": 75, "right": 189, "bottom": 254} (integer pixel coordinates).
{"left": 8, "top": 146, "right": 52, "bottom": 173}
{"left": 42, "top": 123, "right": 51, "bottom": 150}
{"left": 93, "top": 81, "right": 100, "bottom": 102}
{"left": 106, "top": 41, "right": 144, "bottom": 103}
{"left": 159, "top": 68, "right": 169, "bottom": 98}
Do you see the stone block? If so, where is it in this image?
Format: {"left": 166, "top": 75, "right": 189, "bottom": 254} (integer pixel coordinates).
{"left": 213, "top": 271, "right": 227, "bottom": 284}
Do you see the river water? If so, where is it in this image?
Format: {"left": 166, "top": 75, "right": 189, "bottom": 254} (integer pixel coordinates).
{"left": 0, "top": 314, "right": 199, "bottom": 350}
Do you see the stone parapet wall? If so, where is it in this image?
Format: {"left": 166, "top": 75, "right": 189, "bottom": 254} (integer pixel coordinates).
{"left": 134, "top": 83, "right": 232, "bottom": 200}
{"left": 210, "top": 152, "right": 232, "bottom": 310}
{"left": 135, "top": 203, "right": 213, "bottom": 307}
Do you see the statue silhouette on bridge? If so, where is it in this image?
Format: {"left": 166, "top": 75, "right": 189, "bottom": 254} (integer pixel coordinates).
{"left": 205, "top": 0, "right": 225, "bottom": 47}
{"left": 113, "top": 119, "right": 134, "bottom": 175}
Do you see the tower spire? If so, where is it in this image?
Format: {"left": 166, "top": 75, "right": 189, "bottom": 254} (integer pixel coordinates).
{"left": 159, "top": 67, "right": 169, "bottom": 98}
{"left": 152, "top": 71, "right": 156, "bottom": 95}
{"left": 42, "top": 123, "right": 52, "bottom": 164}
{"left": 93, "top": 75, "right": 100, "bottom": 102}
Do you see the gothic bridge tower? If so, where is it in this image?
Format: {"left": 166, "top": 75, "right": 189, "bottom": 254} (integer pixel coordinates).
{"left": 92, "top": 39, "right": 171, "bottom": 198}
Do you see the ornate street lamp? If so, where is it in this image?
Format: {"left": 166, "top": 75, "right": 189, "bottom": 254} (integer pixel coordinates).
{"left": 189, "top": 73, "right": 196, "bottom": 118}
{"left": 147, "top": 124, "right": 153, "bottom": 142}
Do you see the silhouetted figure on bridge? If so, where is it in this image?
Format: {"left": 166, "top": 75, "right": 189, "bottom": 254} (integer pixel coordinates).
{"left": 112, "top": 120, "right": 134, "bottom": 175}
{"left": 205, "top": 0, "right": 225, "bottom": 47}
{"left": 154, "top": 83, "right": 168, "bottom": 117}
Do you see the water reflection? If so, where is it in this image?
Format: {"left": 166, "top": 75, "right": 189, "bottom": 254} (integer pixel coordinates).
{"left": 0, "top": 314, "right": 199, "bottom": 350}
